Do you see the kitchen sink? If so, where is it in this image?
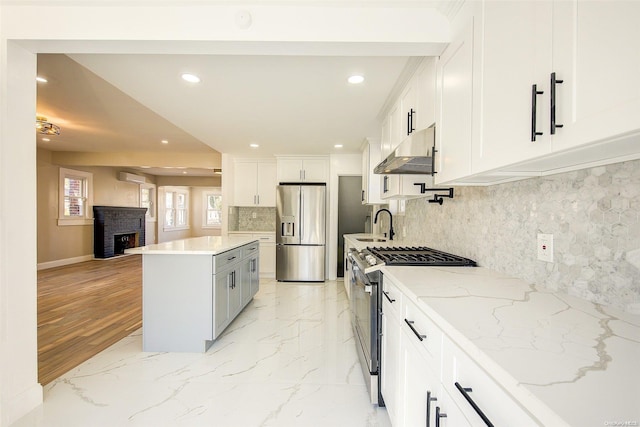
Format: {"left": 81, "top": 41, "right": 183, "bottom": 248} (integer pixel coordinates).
{"left": 356, "top": 238, "right": 387, "bottom": 242}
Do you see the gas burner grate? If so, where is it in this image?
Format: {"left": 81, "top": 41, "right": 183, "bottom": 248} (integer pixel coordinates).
{"left": 367, "top": 246, "right": 476, "bottom": 267}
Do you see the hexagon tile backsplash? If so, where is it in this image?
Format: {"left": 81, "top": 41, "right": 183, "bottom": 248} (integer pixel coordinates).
{"left": 394, "top": 159, "right": 640, "bottom": 313}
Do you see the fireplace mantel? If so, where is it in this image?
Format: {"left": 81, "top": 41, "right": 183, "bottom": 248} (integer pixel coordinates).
{"left": 93, "top": 206, "right": 146, "bottom": 258}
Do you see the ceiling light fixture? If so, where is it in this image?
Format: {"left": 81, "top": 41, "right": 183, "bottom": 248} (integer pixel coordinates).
{"left": 181, "top": 73, "right": 201, "bottom": 83}
{"left": 348, "top": 75, "right": 364, "bottom": 84}
{"left": 36, "top": 76, "right": 48, "bottom": 83}
{"left": 249, "top": 143, "right": 259, "bottom": 148}
{"left": 36, "top": 115, "right": 61, "bottom": 135}
{"left": 161, "top": 140, "right": 169, "bottom": 144}
{"left": 42, "top": 138, "right": 50, "bottom": 142}
{"left": 334, "top": 144, "right": 343, "bottom": 148}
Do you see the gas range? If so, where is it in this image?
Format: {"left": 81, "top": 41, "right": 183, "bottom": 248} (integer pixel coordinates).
{"left": 353, "top": 246, "right": 476, "bottom": 269}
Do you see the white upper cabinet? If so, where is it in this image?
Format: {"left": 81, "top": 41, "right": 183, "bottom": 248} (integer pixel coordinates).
{"left": 471, "top": 1, "right": 553, "bottom": 174}
{"left": 415, "top": 58, "right": 437, "bottom": 131}
{"left": 233, "top": 160, "right": 277, "bottom": 207}
{"left": 276, "top": 156, "right": 328, "bottom": 183}
{"left": 551, "top": 1, "right": 640, "bottom": 153}
{"left": 361, "top": 138, "right": 384, "bottom": 205}
{"left": 436, "top": 0, "right": 640, "bottom": 184}
{"left": 435, "top": 17, "right": 475, "bottom": 185}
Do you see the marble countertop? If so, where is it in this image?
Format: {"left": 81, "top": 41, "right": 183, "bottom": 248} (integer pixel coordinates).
{"left": 382, "top": 265, "right": 640, "bottom": 427}
{"left": 228, "top": 231, "right": 275, "bottom": 235}
{"left": 125, "top": 235, "right": 258, "bottom": 255}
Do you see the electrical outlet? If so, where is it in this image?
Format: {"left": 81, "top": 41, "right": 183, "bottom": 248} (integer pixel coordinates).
{"left": 537, "top": 233, "right": 554, "bottom": 262}
{"left": 252, "top": 212, "right": 257, "bottom": 219}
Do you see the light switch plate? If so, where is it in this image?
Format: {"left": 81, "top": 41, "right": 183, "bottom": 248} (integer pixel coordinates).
{"left": 537, "top": 233, "right": 553, "bottom": 262}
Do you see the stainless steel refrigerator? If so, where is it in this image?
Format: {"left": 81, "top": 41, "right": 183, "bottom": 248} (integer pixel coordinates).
{"left": 276, "top": 184, "right": 326, "bottom": 282}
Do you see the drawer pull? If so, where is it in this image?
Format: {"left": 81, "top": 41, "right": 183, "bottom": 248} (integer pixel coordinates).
{"left": 455, "top": 382, "right": 494, "bottom": 427}
{"left": 227, "top": 256, "right": 237, "bottom": 261}
{"left": 404, "top": 319, "right": 426, "bottom": 341}
{"left": 382, "top": 291, "right": 396, "bottom": 303}
{"left": 435, "top": 406, "right": 447, "bottom": 427}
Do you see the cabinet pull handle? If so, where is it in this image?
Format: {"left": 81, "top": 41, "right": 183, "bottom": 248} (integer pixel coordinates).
{"left": 256, "top": 195, "right": 260, "bottom": 205}
{"left": 531, "top": 84, "right": 544, "bottom": 141}
{"left": 435, "top": 406, "right": 447, "bottom": 427}
{"left": 383, "top": 176, "right": 388, "bottom": 193}
{"left": 407, "top": 111, "right": 411, "bottom": 135}
{"left": 227, "top": 256, "right": 236, "bottom": 261}
{"left": 404, "top": 319, "right": 426, "bottom": 341}
{"left": 362, "top": 190, "right": 365, "bottom": 202}
{"left": 455, "top": 382, "right": 494, "bottom": 427}
{"left": 409, "top": 108, "right": 415, "bottom": 134}
{"left": 550, "top": 72, "right": 564, "bottom": 134}
{"left": 426, "top": 390, "right": 437, "bottom": 427}
{"left": 382, "top": 291, "right": 396, "bottom": 303}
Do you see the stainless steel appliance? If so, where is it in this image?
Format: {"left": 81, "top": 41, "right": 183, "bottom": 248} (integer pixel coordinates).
{"left": 348, "top": 245, "right": 476, "bottom": 406}
{"left": 276, "top": 184, "right": 326, "bottom": 281}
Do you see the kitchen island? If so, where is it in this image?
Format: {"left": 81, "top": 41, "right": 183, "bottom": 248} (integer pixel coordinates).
{"left": 126, "top": 235, "right": 260, "bottom": 352}
{"left": 381, "top": 265, "right": 640, "bottom": 427}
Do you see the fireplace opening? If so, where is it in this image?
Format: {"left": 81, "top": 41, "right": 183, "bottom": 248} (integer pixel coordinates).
{"left": 114, "top": 232, "right": 139, "bottom": 256}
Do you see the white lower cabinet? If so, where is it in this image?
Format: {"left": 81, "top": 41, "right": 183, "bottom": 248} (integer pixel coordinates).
{"left": 444, "top": 339, "right": 537, "bottom": 426}
{"left": 228, "top": 233, "right": 275, "bottom": 277}
{"left": 381, "top": 274, "right": 537, "bottom": 426}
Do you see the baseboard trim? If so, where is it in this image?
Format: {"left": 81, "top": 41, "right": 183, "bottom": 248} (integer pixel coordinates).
{"left": 37, "top": 254, "right": 93, "bottom": 270}
{"left": 4, "top": 382, "right": 43, "bottom": 426}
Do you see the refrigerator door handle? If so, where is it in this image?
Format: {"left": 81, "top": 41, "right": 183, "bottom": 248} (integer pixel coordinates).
{"left": 300, "top": 190, "right": 304, "bottom": 240}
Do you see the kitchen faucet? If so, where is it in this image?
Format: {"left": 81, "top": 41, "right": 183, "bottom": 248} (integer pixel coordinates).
{"left": 374, "top": 208, "right": 395, "bottom": 241}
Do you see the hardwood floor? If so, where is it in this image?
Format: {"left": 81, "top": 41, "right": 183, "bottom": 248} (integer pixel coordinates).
{"left": 37, "top": 255, "right": 142, "bottom": 385}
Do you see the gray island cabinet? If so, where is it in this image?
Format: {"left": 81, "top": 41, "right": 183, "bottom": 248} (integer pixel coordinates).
{"left": 126, "top": 236, "right": 259, "bottom": 352}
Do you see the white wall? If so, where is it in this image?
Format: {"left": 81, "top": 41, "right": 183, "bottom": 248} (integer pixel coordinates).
{"left": 0, "top": 3, "right": 451, "bottom": 424}
{"left": 328, "top": 153, "right": 363, "bottom": 280}
{"left": 0, "top": 41, "right": 43, "bottom": 426}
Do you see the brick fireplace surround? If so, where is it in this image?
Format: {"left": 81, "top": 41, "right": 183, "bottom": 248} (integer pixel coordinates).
{"left": 93, "top": 206, "right": 147, "bottom": 258}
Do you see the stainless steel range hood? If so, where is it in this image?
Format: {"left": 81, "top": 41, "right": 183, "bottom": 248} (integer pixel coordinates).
{"left": 374, "top": 124, "right": 435, "bottom": 175}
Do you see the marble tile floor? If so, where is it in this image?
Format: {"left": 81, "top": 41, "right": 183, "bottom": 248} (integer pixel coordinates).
{"left": 13, "top": 279, "right": 391, "bottom": 427}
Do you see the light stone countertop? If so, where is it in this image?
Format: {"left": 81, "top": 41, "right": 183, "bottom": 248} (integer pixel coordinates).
{"left": 125, "top": 235, "right": 258, "bottom": 255}
{"left": 382, "top": 265, "right": 640, "bottom": 427}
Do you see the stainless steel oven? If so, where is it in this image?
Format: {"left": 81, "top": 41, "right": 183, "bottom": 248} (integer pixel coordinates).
{"left": 348, "top": 245, "right": 476, "bottom": 407}
{"left": 348, "top": 248, "right": 384, "bottom": 406}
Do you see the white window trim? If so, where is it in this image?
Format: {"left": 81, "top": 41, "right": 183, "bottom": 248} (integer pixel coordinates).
{"left": 202, "top": 189, "right": 222, "bottom": 229}
{"left": 140, "top": 183, "right": 157, "bottom": 222}
{"left": 58, "top": 167, "right": 93, "bottom": 226}
{"left": 163, "top": 186, "right": 190, "bottom": 232}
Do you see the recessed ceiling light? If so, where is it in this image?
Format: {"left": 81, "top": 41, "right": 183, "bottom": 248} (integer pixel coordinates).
{"left": 348, "top": 75, "right": 364, "bottom": 84}
{"left": 36, "top": 76, "right": 48, "bottom": 83}
{"left": 181, "top": 73, "right": 201, "bottom": 83}
{"left": 334, "top": 144, "right": 343, "bottom": 148}
{"left": 140, "top": 166, "right": 151, "bottom": 169}
{"left": 161, "top": 140, "right": 169, "bottom": 144}
{"left": 42, "top": 137, "right": 50, "bottom": 142}
{"left": 182, "top": 171, "right": 188, "bottom": 174}
{"left": 250, "top": 143, "right": 259, "bottom": 148}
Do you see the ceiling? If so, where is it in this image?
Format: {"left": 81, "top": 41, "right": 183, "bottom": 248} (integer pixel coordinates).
{"left": 36, "top": 52, "right": 414, "bottom": 175}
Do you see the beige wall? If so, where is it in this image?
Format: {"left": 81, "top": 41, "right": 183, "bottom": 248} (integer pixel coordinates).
{"left": 37, "top": 148, "right": 158, "bottom": 264}
{"left": 38, "top": 147, "right": 225, "bottom": 258}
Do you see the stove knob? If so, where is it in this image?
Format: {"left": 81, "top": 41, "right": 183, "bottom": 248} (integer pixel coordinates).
{"left": 365, "top": 255, "right": 377, "bottom": 266}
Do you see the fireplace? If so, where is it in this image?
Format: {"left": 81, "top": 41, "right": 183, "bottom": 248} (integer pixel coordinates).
{"left": 93, "top": 206, "right": 147, "bottom": 258}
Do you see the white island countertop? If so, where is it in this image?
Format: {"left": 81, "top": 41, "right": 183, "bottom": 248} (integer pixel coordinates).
{"left": 126, "top": 235, "right": 258, "bottom": 255}
{"left": 382, "top": 265, "right": 640, "bottom": 427}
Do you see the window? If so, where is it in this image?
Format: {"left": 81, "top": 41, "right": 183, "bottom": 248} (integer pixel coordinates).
{"left": 140, "top": 183, "right": 156, "bottom": 222}
{"left": 203, "top": 190, "right": 222, "bottom": 228}
{"left": 58, "top": 168, "right": 93, "bottom": 226}
{"left": 163, "top": 187, "right": 189, "bottom": 231}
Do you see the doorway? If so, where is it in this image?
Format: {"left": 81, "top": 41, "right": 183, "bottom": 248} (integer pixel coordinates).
{"left": 337, "top": 176, "right": 371, "bottom": 277}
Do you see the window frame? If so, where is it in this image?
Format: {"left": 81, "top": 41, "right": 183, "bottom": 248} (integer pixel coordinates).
{"left": 140, "top": 183, "right": 157, "bottom": 222}
{"left": 163, "top": 186, "right": 190, "bottom": 231}
{"left": 58, "top": 167, "right": 94, "bottom": 226}
{"left": 202, "top": 189, "right": 222, "bottom": 229}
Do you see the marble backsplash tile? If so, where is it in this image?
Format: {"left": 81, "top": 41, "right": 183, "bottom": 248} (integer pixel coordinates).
{"left": 386, "top": 159, "right": 640, "bottom": 313}
{"left": 228, "top": 206, "right": 276, "bottom": 232}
